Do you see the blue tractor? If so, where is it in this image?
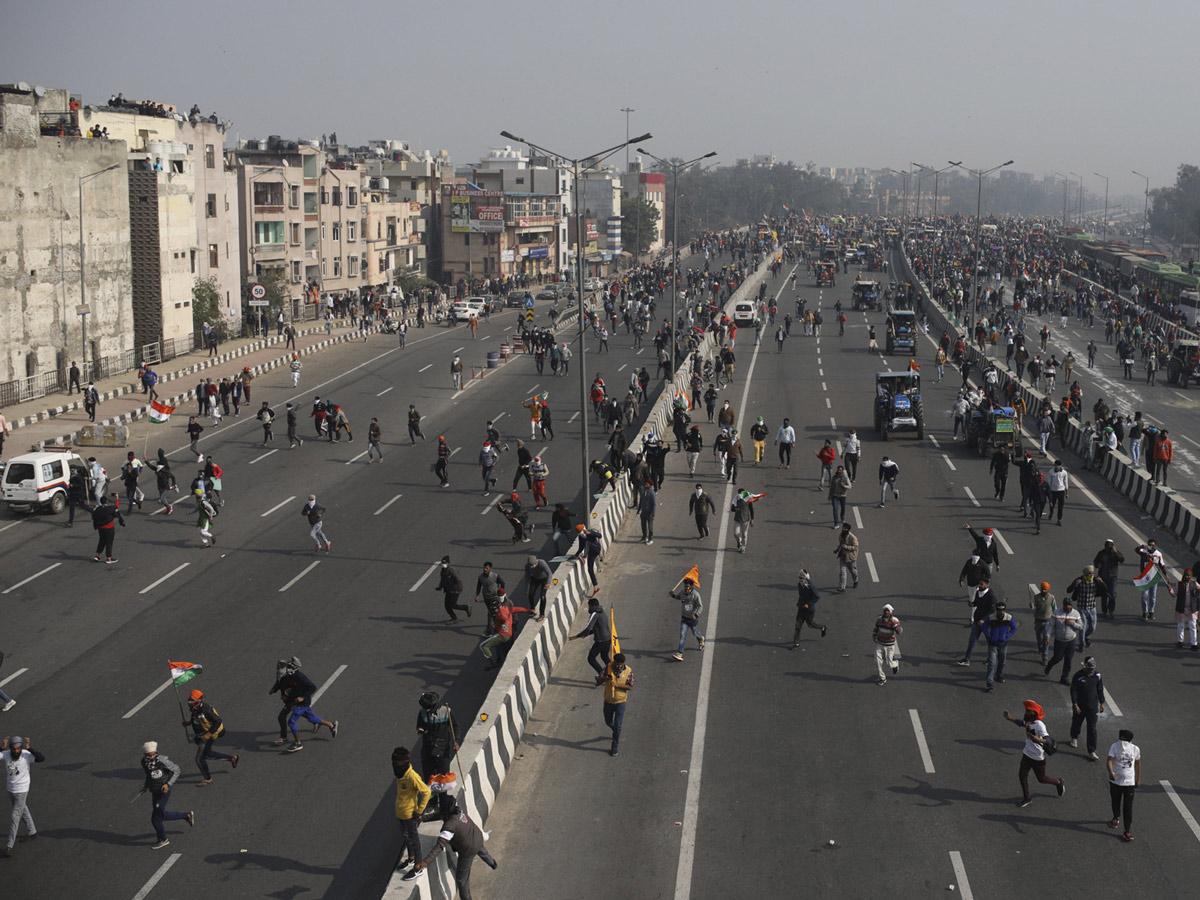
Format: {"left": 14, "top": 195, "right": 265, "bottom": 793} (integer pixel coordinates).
{"left": 873, "top": 371, "right": 924, "bottom": 440}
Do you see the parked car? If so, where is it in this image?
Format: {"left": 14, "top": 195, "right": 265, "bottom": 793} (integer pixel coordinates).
{"left": 2, "top": 447, "right": 87, "bottom": 514}
{"left": 506, "top": 291, "right": 527, "bottom": 308}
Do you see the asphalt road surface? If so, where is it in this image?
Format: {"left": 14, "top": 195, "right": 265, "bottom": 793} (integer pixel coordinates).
{"left": 482, "top": 257, "right": 1200, "bottom": 900}
{"left": 0, "top": 251, "right": 718, "bottom": 899}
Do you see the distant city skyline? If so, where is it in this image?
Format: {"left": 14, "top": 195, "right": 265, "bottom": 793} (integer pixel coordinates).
{"left": 4, "top": 0, "right": 1193, "bottom": 201}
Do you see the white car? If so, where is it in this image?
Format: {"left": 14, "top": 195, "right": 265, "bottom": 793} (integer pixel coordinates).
{"left": 450, "top": 299, "right": 486, "bottom": 322}
{"left": 732, "top": 301, "right": 757, "bottom": 325}
{"left": 2, "top": 448, "right": 87, "bottom": 514}
{"left": 584, "top": 277, "right": 604, "bottom": 292}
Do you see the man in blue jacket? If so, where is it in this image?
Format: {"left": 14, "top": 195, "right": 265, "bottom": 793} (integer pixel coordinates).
{"left": 981, "top": 601, "right": 1019, "bottom": 691}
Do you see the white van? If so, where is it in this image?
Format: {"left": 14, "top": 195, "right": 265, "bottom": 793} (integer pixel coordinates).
{"left": 732, "top": 301, "right": 757, "bottom": 325}
{"left": 2, "top": 447, "right": 87, "bottom": 514}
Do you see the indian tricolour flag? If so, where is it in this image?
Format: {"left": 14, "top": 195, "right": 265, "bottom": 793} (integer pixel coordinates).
{"left": 149, "top": 400, "right": 175, "bottom": 425}
{"left": 168, "top": 660, "right": 203, "bottom": 685}
{"left": 1133, "top": 561, "right": 1163, "bottom": 590}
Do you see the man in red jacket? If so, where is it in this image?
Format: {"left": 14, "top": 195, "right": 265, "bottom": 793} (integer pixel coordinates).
{"left": 1153, "top": 430, "right": 1173, "bottom": 486}
{"left": 479, "top": 591, "right": 534, "bottom": 671}
{"left": 815, "top": 439, "right": 836, "bottom": 490}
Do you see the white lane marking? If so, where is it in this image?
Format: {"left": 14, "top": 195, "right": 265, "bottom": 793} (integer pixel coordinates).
{"left": 374, "top": 494, "right": 402, "bottom": 516}
{"left": 1072, "top": 480, "right": 1161, "bottom": 550}
{"left": 138, "top": 563, "right": 191, "bottom": 596}
{"left": 492, "top": 411, "right": 507, "bottom": 423}
{"left": 377, "top": 386, "right": 394, "bottom": 397}
{"left": 449, "top": 447, "right": 461, "bottom": 458}
{"left": 409, "top": 562, "right": 439, "bottom": 593}
{"left": 529, "top": 384, "right": 541, "bottom": 394}
{"left": 0, "top": 667, "right": 29, "bottom": 688}
{"left": 310, "top": 664, "right": 347, "bottom": 705}
{"left": 992, "top": 528, "right": 1014, "bottom": 556}
{"left": 345, "top": 450, "right": 369, "bottom": 465}
{"left": 866, "top": 551, "right": 880, "bottom": 582}
{"left": 825, "top": 397, "right": 831, "bottom": 409}
{"left": 949, "top": 851, "right": 975, "bottom": 900}
{"left": 852, "top": 505, "right": 863, "bottom": 530}
{"left": 260, "top": 496, "right": 297, "bottom": 518}
{"left": 481, "top": 335, "right": 491, "bottom": 342}
{"left": 1162, "top": 780, "right": 1200, "bottom": 844}
{"left": 0, "top": 520, "right": 24, "bottom": 534}
{"left": 1105, "top": 689, "right": 1124, "bottom": 718}
{"left": 964, "top": 486, "right": 980, "bottom": 507}
{"left": 821, "top": 382, "right": 827, "bottom": 391}
{"left": 249, "top": 449, "right": 278, "bottom": 465}
{"left": 675, "top": 261, "right": 796, "bottom": 900}
{"left": 279, "top": 560, "right": 321, "bottom": 593}
{"left": 123, "top": 678, "right": 173, "bottom": 719}
{"left": 481, "top": 495, "right": 502, "bottom": 515}
{"left": 618, "top": 364, "right": 627, "bottom": 372}
{"left": 942, "top": 453, "right": 957, "bottom": 471}
{"left": 928, "top": 435, "right": 941, "bottom": 449}
{"left": 569, "top": 411, "right": 580, "bottom": 422}
{"left": 132, "top": 853, "right": 182, "bottom": 900}
{"left": 830, "top": 417, "right": 837, "bottom": 429}
{"left": 818, "top": 369, "right": 824, "bottom": 377}
{"left": 2, "top": 563, "right": 62, "bottom": 595}
{"left": 909, "top": 709, "right": 936, "bottom": 774}
{"left": 453, "top": 346, "right": 465, "bottom": 353}
{"left": 1183, "top": 434, "right": 1200, "bottom": 449}
{"left": 419, "top": 364, "right": 433, "bottom": 373}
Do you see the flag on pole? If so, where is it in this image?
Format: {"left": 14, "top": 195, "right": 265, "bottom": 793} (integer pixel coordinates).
{"left": 148, "top": 400, "right": 175, "bottom": 425}
{"left": 740, "top": 490, "right": 767, "bottom": 503}
{"left": 673, "top": 387, "right": 692, "bottom": 410}
{"left": 682, "top": 565, "right": 701, "bottom": 588}
{"left": 1133, "top": 562, "right": 1163, "bottom": 590}
{"left": 610, "top": 608, "right": 620, "bottom": 660}
{"left": 168, "top": 661, "right": 203, "bottom": 685}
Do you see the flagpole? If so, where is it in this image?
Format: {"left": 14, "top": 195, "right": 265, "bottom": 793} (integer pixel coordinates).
{"left": 447, "top": 712, "right": 466, "bottom": 813}
{"left": 168, "top": 662, "right": 193, "bottom": 750}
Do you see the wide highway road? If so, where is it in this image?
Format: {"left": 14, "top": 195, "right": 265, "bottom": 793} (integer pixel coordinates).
{"left": 481, "top": 256, "right": 1200, "bottom": 899}
{"left": 0, "top": 249, "right": 718, "bottom": 899}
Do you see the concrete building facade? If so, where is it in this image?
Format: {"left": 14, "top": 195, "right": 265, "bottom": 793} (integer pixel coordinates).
{"left": 0, "top": 84, "right": 133, "bottom": 388}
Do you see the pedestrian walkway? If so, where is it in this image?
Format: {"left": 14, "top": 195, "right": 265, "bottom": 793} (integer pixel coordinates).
{"left": 2, "top": 308, "right": 447, "bottom": 455}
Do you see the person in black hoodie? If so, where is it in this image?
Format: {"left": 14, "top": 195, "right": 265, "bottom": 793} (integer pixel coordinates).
{"left": 791, "top": 569, "right": 827, "bottom": 648}
{"left": 66, "top": 466, "right": 92, "bottom": 526}
{"left": 408, "top": 800, "right": 497, "bottom": 891}
{"left": 415, "top": 692, "right": 460, "bottom": 816}
{"left": 269, "top": 657, "right": 315, "bottom": 746}
{"left": 91, "top": 494, "right": 125, "bottom": 563}
{"left": 957, "top": 577, "right": 996, "bottom": 666}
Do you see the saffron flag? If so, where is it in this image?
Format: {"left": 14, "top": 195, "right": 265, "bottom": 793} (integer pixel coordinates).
{"left": 673, "top": 387, "right": 692, "bottom": 411}
{"left": 611, "top": 608, "right": 621, "bottom": 661}
{"left": 148, "top": 400, "right": 175, "bottom": 425}
{"left": 682, "top": 565, "right": 701, "bottom": 588}
{"left": 168, "top": 661, "right": 202, "bottom": 685}
{"left": 1133, "top": 561, "right": 1162, "bottom": 590}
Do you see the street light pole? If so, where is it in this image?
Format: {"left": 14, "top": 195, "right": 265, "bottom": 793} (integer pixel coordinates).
{"left": 1069, "top": 172, "right": 1083, "bottom": 227}
{"left": 500, "top": 129, "right": 652, "bottom": 518}
{"left": 1132, "top": 170, "right": 1150, "bottom": 250}
{"left": 78, "top": 162, "right": 121, "bottom": 375}
{"left": 1093, "top": 172, "right": 1109, "bottom": 241}
{"left": 914, "top": 163, "right": 959, "bottom": 231}
{"left": 636, "top": 148, "right": 717, "bottom": 380}
{"left": 951, "top": 159, "right": 1014, "bottom": 318}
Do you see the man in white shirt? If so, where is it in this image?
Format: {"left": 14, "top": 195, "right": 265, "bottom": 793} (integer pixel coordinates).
{"left": 1046, "top": 460, "right": 1070, "bottom": 526}
{"left": 774, "top": 418, "right": 796, "bottom": 468}
{"left": 4, "top": 735, "right": 45, "bottom": 856}
{"left": 1002, "top": 701, "right": 1065, "bottom": 808}
{"left": 1107, "top": 729, "right": 1141, "bottom": 841}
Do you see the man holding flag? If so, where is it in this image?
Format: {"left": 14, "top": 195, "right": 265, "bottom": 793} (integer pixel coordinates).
{"left": 669, "top": 568, "right": 705, "bottom": 660}
{"left": 148, "top": 399, "right": 175, "bottom": 426}
{"left": 1134, "top": 538, "right": 1173, "bottom": 620}
{"left": 598, "top": 610, "right": 631, "bottom": 757}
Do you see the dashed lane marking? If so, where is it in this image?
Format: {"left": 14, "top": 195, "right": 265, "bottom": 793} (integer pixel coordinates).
{"left": 830, "top": 417, "right": 837, "bottom": 429}
{"left": 481, "top": 495, "right": 502, "bottom": 515}
{"left": 0, "top": 520, "right": 24, "bottom": 534}
{"left": 131, "top": 852, "right": 182, "bottom": 900}
{"left": 2, "top": 563, "right": 62, "bottom": 595}
{"left": 374, "top": 495, "right": 402, "bottom": 516}
{"left": 852, "top": 505, "right": 863, "bottom": 530}
{"left": 123, "top": 678, "right": 174, "bottom": 719}
{"left": 409, "top": 562, "right": 439, "bottom": 593}
{"left": 909, "top": 709, "right": 935, "bottom": 774}
{"left": 825, "top": 398, "right": 831, "bottom": 408}
{"left": 419, "top": 364, "right": 433, "bottom": 373}
{"left": 948, "top": 851, "right": 975, "bottom": 900}
{"left": 0, "top": 667, "right": 28, "bottom": 688}
{"left": 1162, "top": 781, "right": 1200, "bottom": 844}
{"left": 377, "top": 386, "right": 394, "bottom": 397}
{"left": 138, "top": 563, "right": 191, "bottom": 596}
{"left": 260, "top": 496, "right": 296, "bottom": 517}
{"left": 279, "top": 560, "right": 321, "bottom": 593}
{"left": 866, "top": 552, "right": 880, "bottom": 582}
{"left": 964, "top": 486, "right": 980, "bottom": 507}
{"left": 310, "top": 664, "right": 347, "bottom": 705}
{"left": 249, "top": 449, "right": 278, "bottom": 465}
{"left": 992, "top": 528, "right": 1014, "bottom": 555}
{"left": 345, "top": 450, "right": 369, "bottom": 465}
{"left": 928, "top": 435, "right": 941, "bottom": 449}
{"left": 942, "top": 454, "right": 957, "bottom": 471}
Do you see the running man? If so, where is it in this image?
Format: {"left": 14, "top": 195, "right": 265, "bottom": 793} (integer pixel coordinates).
{"left": 301, "top": 495, "right": 332, "bottom": 553}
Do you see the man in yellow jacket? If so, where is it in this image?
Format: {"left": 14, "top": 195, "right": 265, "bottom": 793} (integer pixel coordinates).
{"left": 393, "top": 746, "right": 431, "bottom": 872}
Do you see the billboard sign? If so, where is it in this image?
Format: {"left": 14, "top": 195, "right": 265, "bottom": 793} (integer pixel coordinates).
{"left": 447, "top": 186, "right": 505, "bottom": 233}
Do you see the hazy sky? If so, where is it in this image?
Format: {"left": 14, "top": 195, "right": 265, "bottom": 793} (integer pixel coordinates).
{"left": 4, "top": 0, "right": 1195, "bottom": 200}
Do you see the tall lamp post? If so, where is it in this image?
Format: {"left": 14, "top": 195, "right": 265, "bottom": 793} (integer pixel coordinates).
{"left": 1093, "top": 172, "right": 1109, "bottom": 241}
{"left": 499, "top": 128, "right": 652, "bottom": 516}
{"left": 1068, "top": 171, "right": 1083, "bottom": 227}
{"left": 1132, "top": 170, "right": 1150, "bottom": 250}
{"left": 951, "top": 159, "right": 1014, "bottom": 317}
{"left": 78, "top": 162, "right": 122, "bottom": 374}
{"left": 915, "top": 162, "right": 959, "bottom": 225}
{"left": 635, "top": 148, "right": 718, "bottom": 379}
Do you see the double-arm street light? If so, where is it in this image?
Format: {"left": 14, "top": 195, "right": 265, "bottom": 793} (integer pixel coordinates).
{"left": 1068, "top": 171, "right": 1084, "bottom": 226}
{"left": 914, "top": 162, "right": 959, "bottom": 225}
{"left": 499, "top": 128, "right": 652, "bottom": 515}
{"left": 1093, "top": 172, "right": 1109, "bottom": 240}
{"left": 78, "top": 162, "right": 122, "bottom": 372}
{"left": 951, "top": 159, "right": 1014, "bottom": 316}
{"left": 1132, "top": 170, "right": 1150, "bottom": 250}
{"left": 635, "top": 147, "right": 718, "bottom": 378}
